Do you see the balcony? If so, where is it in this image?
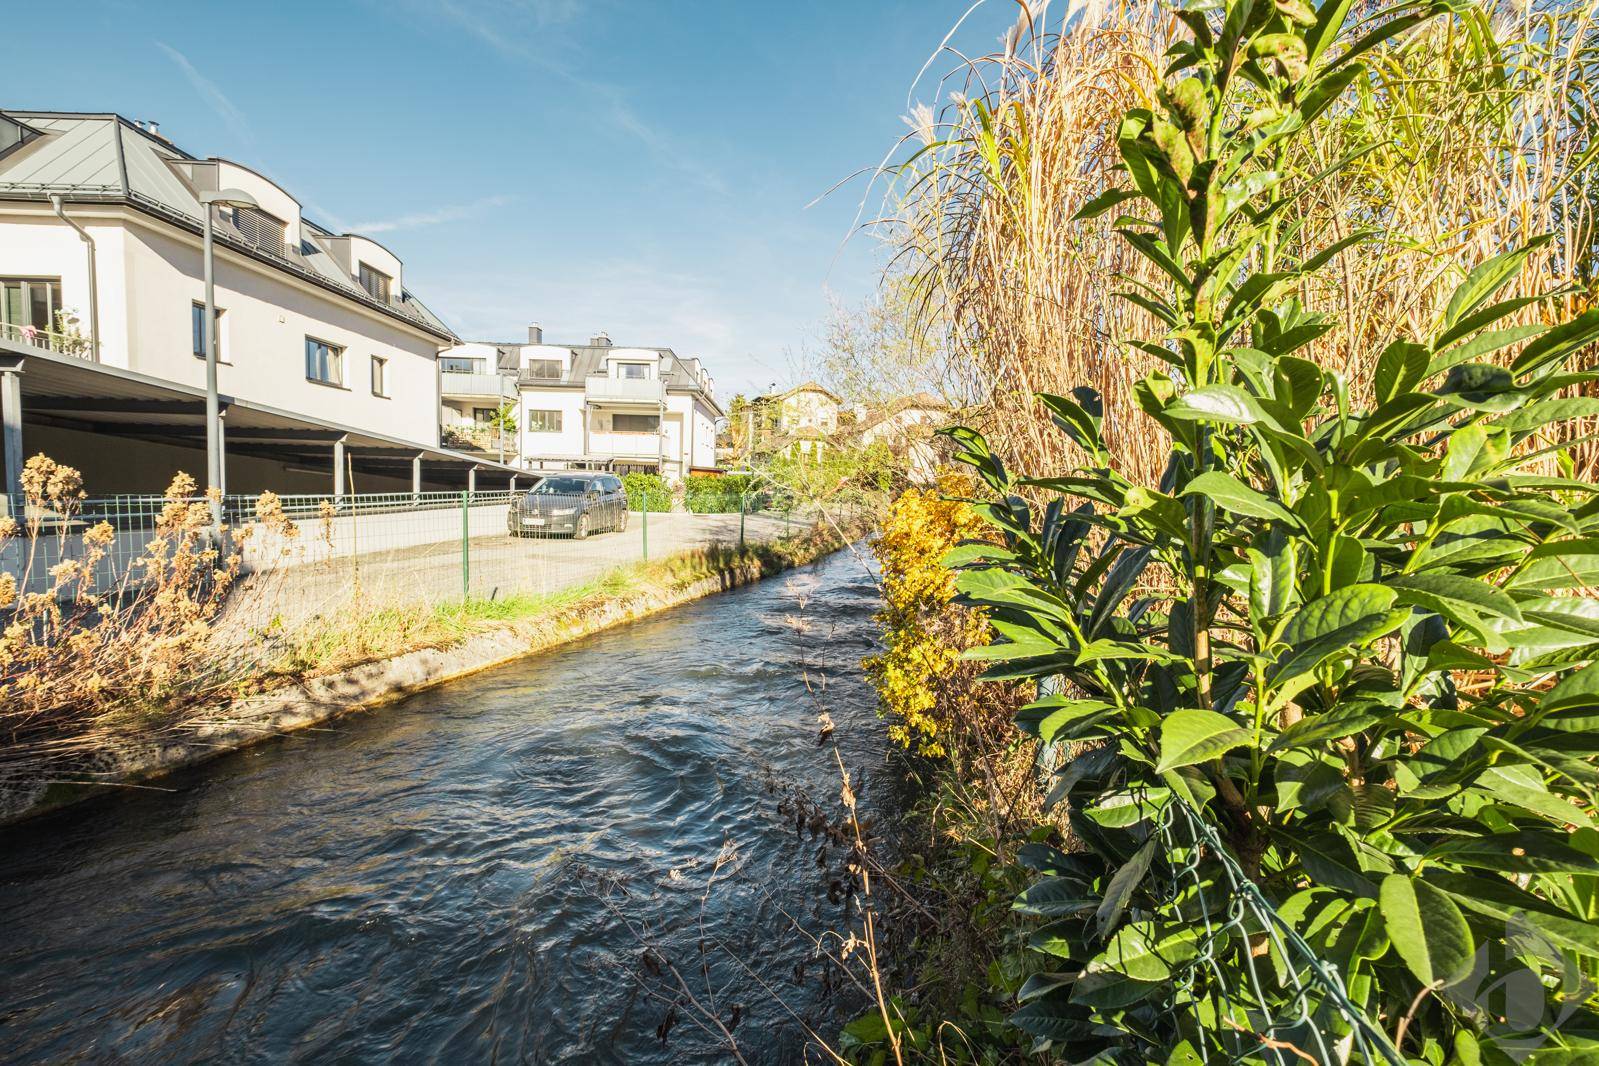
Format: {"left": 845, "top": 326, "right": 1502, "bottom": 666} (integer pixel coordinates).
{"left": 441, "top": 423, "right": 516, "bottom": 455}
{"left": 441, "top": 370, "right": 516, "bottom": 399}
{"left": 1, "top": 321, "right": 94, "bottom": 359}
{"left": 585, "top": 375, "right": 664, "bottom": 405}
{"left": 587, "top": 430, "right": 662, "bottom": 458}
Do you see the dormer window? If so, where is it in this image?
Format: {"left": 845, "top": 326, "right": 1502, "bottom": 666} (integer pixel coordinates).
{"left": 618, "top": 362, "right": 650, "bottom": 380}
{"left": 230, "top": 205, "right": 287, "bottom": 253}
{"left": 358, "top": 263, "right": 391, "bottom": 303}
{"left": 524, "top": 358, "right": 563, "bottom": 380}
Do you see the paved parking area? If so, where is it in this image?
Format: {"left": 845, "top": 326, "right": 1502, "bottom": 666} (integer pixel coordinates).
{"left": 235, "top": 510, "right": 805, "bottom": 628}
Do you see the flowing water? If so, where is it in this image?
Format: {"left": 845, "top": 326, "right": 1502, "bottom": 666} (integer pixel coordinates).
{"left": 0, "top": 548, "right": 893, "bottom": 1064}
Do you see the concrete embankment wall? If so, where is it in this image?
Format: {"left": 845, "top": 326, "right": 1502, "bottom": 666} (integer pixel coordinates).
{"left": 2, "top": 519, "right": 867, "bottom": 826}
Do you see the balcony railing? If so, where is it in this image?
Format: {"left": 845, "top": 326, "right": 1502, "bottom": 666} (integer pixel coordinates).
{"left": 585, "top": 375, "right": 664, "bottom": 405}
{"left": 441, "top": 371, "right": 516, "bottom": 399}
{"left": 1, "top": 321, "right": 95, "bottom": 358}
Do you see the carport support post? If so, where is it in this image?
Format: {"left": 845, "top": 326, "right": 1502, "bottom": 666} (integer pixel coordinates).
{"left": 411, "top": 453, "right": 423, "bottom": 503}
{"left": 333, "top": 436, "right": 347, "bottom": 505}
{"left": 467, "top": 465, "right": 477, "bottom": 496}
{"left": 1, "top": 359, "right": 22, "bottom": 503}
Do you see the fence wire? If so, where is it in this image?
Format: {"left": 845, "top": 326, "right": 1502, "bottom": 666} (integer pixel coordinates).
{"left": 2, "top": 487, "right": 819, "bottom": 637}
{"left": 1151, "top": 798, "right": 1405, "bottom": 1066}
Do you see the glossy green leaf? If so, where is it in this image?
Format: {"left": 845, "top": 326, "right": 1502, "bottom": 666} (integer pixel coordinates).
{"left": 1182, "top": 470, "right": 1298, "bottom": 525}
{"left": 1378, "top": 874, "right": 1474, "bottom": 987}
{"left": 1155, "top": 709, "right": 1253, "bottom": 772}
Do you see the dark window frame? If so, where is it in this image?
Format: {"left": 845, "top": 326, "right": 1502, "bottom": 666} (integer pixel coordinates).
{"left": 304, "top": 335, "right": 346, "bottom": 387}
{"left": 190, "top": 301, "right": 228, "bottom": 363}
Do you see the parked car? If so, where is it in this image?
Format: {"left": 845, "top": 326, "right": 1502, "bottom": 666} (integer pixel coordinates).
{"left": 507, "top": 473, "right": 629, "bottom": 539}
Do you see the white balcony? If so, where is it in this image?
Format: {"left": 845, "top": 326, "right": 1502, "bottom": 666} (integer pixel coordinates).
{"left": 585, "top": 375, "right": 664, "bottom": 405}
{"left": 587, "top": 431, "right": 661, "bottom": 458}
{"left": 442, "top": 371, "right": 516, "bottom": 399}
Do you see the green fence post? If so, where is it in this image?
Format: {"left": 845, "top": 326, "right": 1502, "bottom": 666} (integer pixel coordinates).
{"left": 461, "top": 489, "right": 470, "bottom": 600}
{"left": 642, "top": 502, "right": 648, "bottom": 562}
{"left": 739, "top": 494, "right": 746, "bottom": 550}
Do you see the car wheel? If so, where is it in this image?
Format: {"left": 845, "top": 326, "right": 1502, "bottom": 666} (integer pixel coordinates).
{"left": 619, "top": 509, "right": 629, "bottom": 532}
{"left": 574, "top": 513, "right": 590, "bottom": 540}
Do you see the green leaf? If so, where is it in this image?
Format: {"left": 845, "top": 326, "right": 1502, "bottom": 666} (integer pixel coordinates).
{"left": 1426, "top": 831, "right": 1599, "bottom": 875}
{"left": 1015, "top": 876, "right": 1100, "bottom": 917}
{"left": 1270, "top": 584, "right": 1409, "bottom": 684}
{"left": 1388, "top": 573, "right": 1523, "bottom": 625}
{"left": 1182, "top": 471, "right": 1297, "bottom": 524}
{"left": 1378, "top": 874, "right": 1475, "bottom": 987}
{"left": 1444, "top": 235, "right": 1552, "bottom": 331}
{"left": 1096, "top": 836, "right": 1157, "bottom": 935}
{"left": 1510, "top": 307, "right": 1599, "bottom": 377}
{"left": 1155, "top": 709, "right": 1253, "bottom": 772}
{"left": 1268, "top": 705, "right": 1384, "bottom": 753}
{"left": 1276, "top": 827, "right": 1379, "bottom": 898}
{"left": 1086, "top": 921, "right": 1201, "bottom": 982}
{"left": 1015, "top": 697, "right": 1118, "bottom": 744}
{"left": 1165, "top": 384, "right": 1271, "bottom": 425}
{"left": 1373, "top": 340, "right": 1429, "bottom": 404}
{"left": 1425, "top": 869, "right": 1599, "bottom": 958}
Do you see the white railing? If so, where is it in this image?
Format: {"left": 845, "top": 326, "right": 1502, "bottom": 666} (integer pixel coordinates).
{"left": 441, "top": 371, "right": 516, "bottom": 398}
{"left": 587, "top": 431, "right": 662, "bottom": 458}
{"left": 585, "top": 375, "right": 664, "bottom": 404}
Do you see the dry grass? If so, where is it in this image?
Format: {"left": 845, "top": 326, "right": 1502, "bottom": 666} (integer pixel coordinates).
{"left": 885, "top": 0, "right": 1599, "bottom": 484}
{"left": 0, "top": 456, "right": 296, "bottom": 795}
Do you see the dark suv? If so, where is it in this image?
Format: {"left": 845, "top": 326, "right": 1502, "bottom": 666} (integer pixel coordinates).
{"left": 507, "top": 472, "right": 629, "bottom": 539}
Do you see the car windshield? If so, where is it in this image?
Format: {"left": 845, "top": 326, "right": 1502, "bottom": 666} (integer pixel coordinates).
{"left": 528, "top": 477, "right": 593, "bottom": 495}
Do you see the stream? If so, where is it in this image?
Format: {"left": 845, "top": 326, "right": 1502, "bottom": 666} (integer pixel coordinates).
{"left": 0, "top": 548, "right": 893, "bottom": 1063}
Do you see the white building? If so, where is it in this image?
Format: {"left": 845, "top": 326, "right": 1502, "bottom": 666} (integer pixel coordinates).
{"left": 439, "top": 327, "right": 723, "bottom": 482}
{"left": 0, "top": 109, "right": 510, "bottom": 496}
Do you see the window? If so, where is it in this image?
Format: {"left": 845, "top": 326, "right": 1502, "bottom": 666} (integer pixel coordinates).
{"left": 473, "top": 407, "right": 498, "bottom": 423}
{"left": 618, "top": 362, "right": 650, "bottom": 380}
{"left": 613, "top": 413, "right": 660, "bottom": 433}
{"left": 440, "top": 357, "right": 483, "bottom": 373}
{"left": 1, "top": 277, "right": 62, "bottom": 338}
{"left": 190, "top": 302, "right": 226, "bottom": 362}
{"left": 231, "top": 206, "right": 287, "bottom": 252}
{"left": 527, "top": 409, "right": 563, "bottom": 433}
{"left": 358, "top": 263, "right": 391, "bottom": 302}
{"left": 523, "top": 358, "right": 563, "bottom": 379}
{"left": 370, "top": 355, "right": 388, "bottom": 397}
{"left": 305, "top": 337, "right": 344, "bottom": 386}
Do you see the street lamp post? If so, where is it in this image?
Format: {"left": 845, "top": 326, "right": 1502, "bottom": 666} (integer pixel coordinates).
{"left": 199, "top": 188, "right": 259, "bottom": 531}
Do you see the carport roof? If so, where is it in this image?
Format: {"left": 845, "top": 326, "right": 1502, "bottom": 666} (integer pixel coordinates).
{"left": 1, "top": 338, "right": 522, "bottom": 484}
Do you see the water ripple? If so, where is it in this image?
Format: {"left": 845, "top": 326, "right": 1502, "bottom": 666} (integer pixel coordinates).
{"left": 0, "top": 548, "right": 889, "bottom": 1064}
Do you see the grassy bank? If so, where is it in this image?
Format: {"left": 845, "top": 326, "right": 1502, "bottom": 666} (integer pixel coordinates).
{"left": 1, "top": 513, "right": 867, "bottom": 825}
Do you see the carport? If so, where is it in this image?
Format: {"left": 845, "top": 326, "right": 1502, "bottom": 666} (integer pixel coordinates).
{"left": 0, "top": 336, "right": 523, "bottom": 500}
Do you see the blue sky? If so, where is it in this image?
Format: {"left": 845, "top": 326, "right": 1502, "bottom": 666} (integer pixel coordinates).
{"left": 4, "top": 0, "right": 997, "bottom": 397}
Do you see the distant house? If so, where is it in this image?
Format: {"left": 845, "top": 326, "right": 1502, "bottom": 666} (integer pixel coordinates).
{"left": 438, "top": 326, "right": 723, "bottom": 483}
{"left": 776, "top": 382, "right": 841, "bottom": 436}
{"left": 855, "top": 393, "right": 953, "bottom": 483}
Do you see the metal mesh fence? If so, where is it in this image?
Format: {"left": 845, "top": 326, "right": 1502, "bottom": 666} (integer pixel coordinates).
{"left": 1151, "top": 798, "right": 1405, "bottom": 1066}
{"left": 1, "top": 487, "right": 825, "bottom": 637}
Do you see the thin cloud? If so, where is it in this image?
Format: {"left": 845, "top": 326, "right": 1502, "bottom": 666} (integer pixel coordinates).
{"left": 349, "top": 194, "right": 515, "bottom": 234}
{"left": 154, "top": 41, "right": 252, "bottom": 145}
{"left": 398, "top": 0, "right": 726, "bottom": 195}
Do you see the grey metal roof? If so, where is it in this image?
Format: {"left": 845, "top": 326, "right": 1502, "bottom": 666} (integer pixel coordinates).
{"left": 488, "top": 340, "right": 723, "bottom": 414}
{"left": 0, "top": 110, "right": 456, "bottom": 342}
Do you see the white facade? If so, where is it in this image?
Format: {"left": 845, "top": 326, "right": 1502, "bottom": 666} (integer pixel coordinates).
{"left": 440, "top": 335, "right": 722, "bottom": 483}
{"left": 0, "top": 118, "right": 451, "bottom": 451}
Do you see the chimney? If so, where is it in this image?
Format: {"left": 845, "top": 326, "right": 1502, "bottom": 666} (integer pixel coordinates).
{"left": 527, "top": 322, "right": 543, "bottom": 344}
{"left": 590, "top": 331, "right": 611, "bottom": 347}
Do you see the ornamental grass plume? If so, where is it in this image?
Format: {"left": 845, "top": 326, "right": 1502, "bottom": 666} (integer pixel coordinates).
{"left": 0, "top": 455, "right": 297, "bottom": 808}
